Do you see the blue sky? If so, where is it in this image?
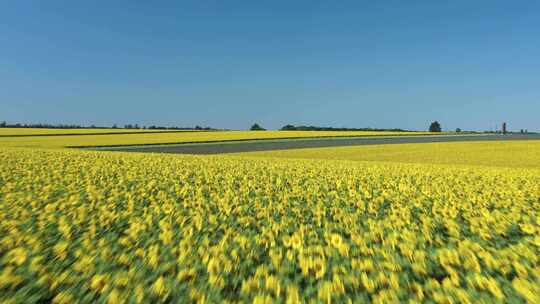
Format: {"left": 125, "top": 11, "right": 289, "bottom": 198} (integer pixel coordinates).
{"left": 1, "top": 1, "right": 539, "bottom": 131}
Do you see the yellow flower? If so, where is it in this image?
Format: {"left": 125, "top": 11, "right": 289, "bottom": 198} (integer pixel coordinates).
{"left": 152, "top": 276, "right": 168, "bottom": 297}
{"left": 90, "top": 274, "right": 107, "bottom": 293}
{"left": 0, "top": 267, "right": 23, "bottom": 288}
{"left": 252, "top": 294, "right": 273, "bottom": 304}
{"left": 135, "top": 284, "right": 145, "bottom": 303}
{"left": 207, "top": 257, "right": 220, "bottom": 275}
{"left": 265, "top": 275, "right": 281, "bottom": 297}
{"left": 330, "top": 234, "right": 342, "bottom": 248}
{"left": 513, "top": 262, "right": 529, "bottom": 277}
{"left": 53, "top": 241, "right": 69, "bottom": 260}
{"left": 317, "top": 281, "right": 333, "bottom": 304}
{"left": 282, "top": 235, "right": 292, "bottom": 247}
{"left": 286, "top": 284, "right": 301, "bottom": 304}
{"left": 313, "top": 258, "right": 326, "bottom": 279}
{"left": 107, "top": 288, "right": 124, "bottom": 304}
{"left": 7, "top": 247, "right": 27, "bottom": 266}
{"left": 513, "top": 278, "right": 540, "bottom": 303}
{"left": 52, "top": 291, "right": 74, "bottom": 304}
{"left": 290, "top": 234, "right": 302, "bottom": 250}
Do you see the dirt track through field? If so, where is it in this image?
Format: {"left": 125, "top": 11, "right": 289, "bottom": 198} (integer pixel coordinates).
{"left": 92, "top": 134, "right": 540, "bottom": 154}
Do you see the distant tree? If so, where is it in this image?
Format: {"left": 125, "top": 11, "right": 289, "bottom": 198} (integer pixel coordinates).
{"left": 429, "top": 121, "right": 442, "bottom": 132}
{"left": 0, "top": 121, "right": 6, "bottom": 128}
{"left": 455, "top": 128, "right": 462, "bottom": 133}
{"left": 134, "top": 124, "right": 140, "bottom": 129}
{"left": 281, "top": 124, "right": 296, "bottom": 131}
{"left": 195, "top": 125, "right": 202, "bottom": 130}
{"left": 250, "top": 123, "right": 266, "bottom": 131}
{"left": 112, "top": 124, "right": 118, "bottom": 129}
{"left": 278, "top": 124, "right": 409, "bottom": 132}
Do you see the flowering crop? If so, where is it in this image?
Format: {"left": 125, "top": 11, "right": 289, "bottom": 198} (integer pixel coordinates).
{"left": 1, "top": 147, "right": 539, "bottom": 303}
{"left": 0, "top": 130, "right": 434, "bottom": 148}
{"left": 0, "top": 128, "right": 185, "bottom": 136}
{"left": 237, "top": 140, "right": 540, "bottom": 169}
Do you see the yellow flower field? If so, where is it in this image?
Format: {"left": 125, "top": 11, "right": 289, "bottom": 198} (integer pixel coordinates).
{"left": 0, "top": 128, "right": 185, "bottom": 136}
{"left": 237, "top": 140, "right": 540, "bottom": 169}
{"left": 0, "top": 130, "right": 433, "bottom": 148}
{"left": 1, "top": 146, "right": 539, "bottom": 303}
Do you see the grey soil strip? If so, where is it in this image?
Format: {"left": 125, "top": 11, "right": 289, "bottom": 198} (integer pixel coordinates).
{"left": 86, "top": 134, "right": 540, "bottom": 155}
{"left": 74, "top": 132, "right": 442, "bottom": 149}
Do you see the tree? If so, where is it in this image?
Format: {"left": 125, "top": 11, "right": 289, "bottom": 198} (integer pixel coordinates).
{"left": 455, "top": 128, "right": 462, "bottom": 133}
{"left": 0, "top": 121, "right": 6, "bottom": 128}
{"left": 250, "top": 123, "right": 266, "bottom": 131}
{"left": 281, "top": 124, "right": 296, "bottom": 131}
{"left": 429, "top": 121, "right": 442, "bottom": 132}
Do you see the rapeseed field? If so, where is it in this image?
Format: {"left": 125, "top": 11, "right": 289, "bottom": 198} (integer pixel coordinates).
{"left": 1, "top": 146, "right": 539, "bottom": 303}
{"left": 0, "top": 130, "right": 433, "bottom": 148}
{"left": 237, "top": 140, "right": 540, "bottom": 169}
{"left": 0, "top": 128, "right": 185, "bottom": 136}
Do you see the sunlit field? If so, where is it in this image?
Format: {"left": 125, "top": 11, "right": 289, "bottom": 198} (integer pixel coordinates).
{"left": 0, "top": 130, "right": 434, "bottom": 148}
{"left": 237, "top": 140, "right": 540, "bottom": 169}
{"left": 0, "top": 128, "right": 187, "bottom": 136}
{"left": 3, "top": 0, "right": 538, "bottom": 302}
{"left": 1, "top": 139, "right": 540, "bottom": 303}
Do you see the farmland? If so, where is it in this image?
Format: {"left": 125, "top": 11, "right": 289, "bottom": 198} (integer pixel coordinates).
{"left": 236, "top": 140, "right": 540, "bottom": 169}
{"left": 104, "top": 133, "right": 540, "bottom": 155}
{"left": 1, "top": 136, "right": 540, "bottom": 303}
{"left": 0, "top": 128, "right": 188, "bottom": 137}
{"left": 0, "top": 130, "right": 433, "bottom": 148}
{"left": 4, "top": 1, "right": 539, "bottom": 302}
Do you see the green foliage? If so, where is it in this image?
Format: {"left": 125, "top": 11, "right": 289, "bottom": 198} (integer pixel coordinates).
{"left": 429, "top": 121, "right": 442, "bottom": 132}
{"left": 280, "top": 124, "right": 410, "bottom": 132}
{"left": 250, "top": 123, "right": 266, "bottom": 131}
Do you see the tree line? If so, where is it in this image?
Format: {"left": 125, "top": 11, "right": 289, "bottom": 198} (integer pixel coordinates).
{"left": 279, "top": 124, "right": 413, "bottom": 132}
{"left": 0, "top": 121, "right": 217, "bottom": 131}
{"left": 251, "top": 123, "right": 421, "bottom": 132}
{"left": 250, "top": 122, "right": 446, "bottom": 132}
{"left": 2, "top": 121, "right": 448, "bottom": 132}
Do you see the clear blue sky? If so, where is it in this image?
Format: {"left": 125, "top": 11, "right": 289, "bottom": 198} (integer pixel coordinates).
{"left": 2, "top": 1, "right": 539, "bottom": 131}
